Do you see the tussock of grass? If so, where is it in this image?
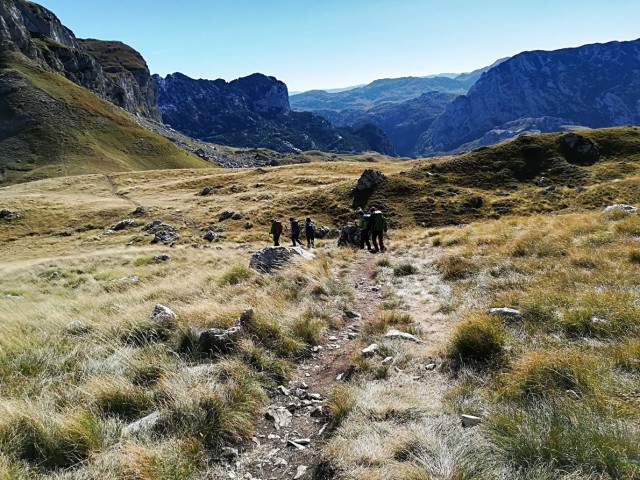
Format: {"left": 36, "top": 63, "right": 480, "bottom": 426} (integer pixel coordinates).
{"left": 393, "top": 262, "right": 418, "bottom": 276}
{"left": 364, "top": 311, "right": 414, "bottom": 339}
{"left": 328, "top": 385, "right": 357, "bottom": 428}
{"left": 83, "top": 375, "right": 154, "bottom": 420}
{"left": 488, "top": 401, "right": 640, "bottom": 478}
{"left": 216, "top": 264, "right": 252, "bottom": 286}
{"left": 446, "top": 313, "right": 507, "bottom": 367}
{"left": 437, "top": 255, "right": 478, "bottom": 280}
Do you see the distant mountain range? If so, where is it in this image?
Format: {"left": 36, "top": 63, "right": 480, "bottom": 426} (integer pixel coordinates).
{"left": 289, "top": 61, "right": 505, "bottom": 156}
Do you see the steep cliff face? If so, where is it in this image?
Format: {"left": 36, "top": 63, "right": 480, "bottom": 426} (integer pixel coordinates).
{"left": 0, "top": 0, "right": 161, "bottom": 121}
{"left": 418, "top": 39, "right": 640, "bottom": 156}
{"left": 155, "top": 72, "right": 394, "bottom": 155}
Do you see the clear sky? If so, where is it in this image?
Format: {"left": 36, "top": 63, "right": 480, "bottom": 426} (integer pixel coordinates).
{"left": 36, "top": 0, "right": 639, "bottom": 92}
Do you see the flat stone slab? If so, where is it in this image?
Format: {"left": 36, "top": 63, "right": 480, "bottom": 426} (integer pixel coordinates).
{"left": 250, "top": 246, "right": 315, "bottom": 273}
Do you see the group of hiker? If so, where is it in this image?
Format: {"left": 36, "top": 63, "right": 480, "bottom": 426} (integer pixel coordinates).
{"left": 269, "top": 217, "right": 316, "bottom": 248}
{"left": 268, "top": 207, "right": 388, "bottom": 253}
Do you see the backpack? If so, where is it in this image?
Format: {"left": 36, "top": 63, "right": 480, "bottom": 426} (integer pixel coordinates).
{"left": 291, "top": 220, "right": 300, "bottom": 234}
{"left": 360, "top": 214, "right": 371, "bottom": 230}
{"left": 275, "top": 220, "right": 283, "bottom": 234}
{"left": 372, "top": 211, "right": 385, "bottom": 230}
{"left": 305, "top": 222, "right": 316, "bottom": 233}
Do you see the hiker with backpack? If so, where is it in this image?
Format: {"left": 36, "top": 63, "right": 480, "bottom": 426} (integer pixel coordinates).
{"left": 356, "top": 209, "right": 372, "bottom": 251}
{"left": 369, "top": 207, "right": 387, "bottom": 253}
{"left": 290, "top": 217, "right": 303, "bottom": 247}
{"left": 269, "top": 218, "right": 283, "bottom": 246}
{"left": 305, "top": 217, "right": 316, "bottom": 248}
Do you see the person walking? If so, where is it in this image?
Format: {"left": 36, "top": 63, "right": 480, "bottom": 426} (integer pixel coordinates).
{"left": 290, "top": 217, "right": 303, "bottom": 247}
{"left": 269, "top": 219, "right": 283, "bottom": 246}
{"left": 356, "top": 209, "right": 372, "bottom": 251}
{"left": 369, "top": 207, "right": 387, "bottom": 253}
{"left": 304, "top": 217, "right": 316, "bottom": 248}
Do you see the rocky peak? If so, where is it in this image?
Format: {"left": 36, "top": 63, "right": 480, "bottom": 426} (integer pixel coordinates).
{"left": 0, "top": 0, "right": 161, "bottom": 121}
{"left": 229, "top": 73, "right": 290, "bottom": 114}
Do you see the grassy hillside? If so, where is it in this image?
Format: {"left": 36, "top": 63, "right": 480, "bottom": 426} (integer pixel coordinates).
{"left": 0, "top": 52, "right": 210, "bottom": 185}
{"left": 0, "top": 127, "right": 638, "bottom": 478}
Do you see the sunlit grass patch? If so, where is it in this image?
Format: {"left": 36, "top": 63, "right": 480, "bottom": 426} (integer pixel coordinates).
{"left": 446, "top": 313, "right": 507, "bottom": 368}
{"left": 216, "top": 264, "right": 252, "bottom": 286}
{"left": 436, "top": 255, "right": 478, "bottom": 280}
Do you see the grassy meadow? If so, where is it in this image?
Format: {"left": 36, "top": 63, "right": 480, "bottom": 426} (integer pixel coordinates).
{"left": 0, "top": 127, "right": 639, "bottom": 478}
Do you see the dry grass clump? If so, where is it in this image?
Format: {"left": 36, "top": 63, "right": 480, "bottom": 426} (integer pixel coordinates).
{"left": 83, "top": 375, "right": 155, "bottom": 420}
{"left": 363, "top": 311, "right": 415, "bottom": 339}
{"left": 436, "top": 255, "right": 478, "bottom": 280}
{"left": 502, "top": 349, "right": 599, "bottom": 400}
{"left": 216, "top": 264, "right": 253, "bottom": 286}
{"left": 446, "top": 313, "right": 507, "bottom": 367}
{"left": 0, "top": 403, "right": 103, "bottom": 470}
{"left": 393, "top": 262, "right": 418, "bottom": 276}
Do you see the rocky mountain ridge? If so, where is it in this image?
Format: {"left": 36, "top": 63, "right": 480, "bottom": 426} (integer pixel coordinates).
{"left": 0, "top": 0, "right": 160, "bottom": 120}
{"left": 417, "top": 39, "right": 640, "bottom": 156}
{"left": 154, "top": 72, "right": 395, "bottom": 155}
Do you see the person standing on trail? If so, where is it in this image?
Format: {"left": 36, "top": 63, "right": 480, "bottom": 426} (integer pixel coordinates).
{"left": 369, "top": 207, "right": 387, "bottom": 253}
{"left": 356, "top": 209, "right": 372, "bottom": 251}
{"left": 269, "top": 219, "right": 283, "bottom": 246}
{"left": 304, "top": 217, "right": 316, "bottom": 248}
{"left": 290, "top": 217, "right": 303, "bottom": 247}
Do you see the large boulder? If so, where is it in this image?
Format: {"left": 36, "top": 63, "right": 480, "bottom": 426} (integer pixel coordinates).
{"left": 111, "top": 219, "right": 137, "bottom": 231}
{"left": 603, "top": 204, "right": 637, "bottom": 215}
{"left": 249, "top": 247, "right": 315, "bottom": 273}
{"left": 558, "top": 133, "right": 600, "bottom": 165}
{"left": 355, "top": 169, "right": 386, "bottom": 191}
{"left": 197, "top": 308, "right": 254, "bottom": 354}
{"left": 337, "top": 224, "right": 361, "bottom": 247}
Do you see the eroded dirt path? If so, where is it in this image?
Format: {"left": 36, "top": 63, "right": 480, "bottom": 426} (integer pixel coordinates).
{"left": 211, "top": 251, "right": 381, "bottom": 479}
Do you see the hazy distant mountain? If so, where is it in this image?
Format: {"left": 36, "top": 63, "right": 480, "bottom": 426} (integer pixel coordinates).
{"left": 417, "top": 39, "right": 640, "bottom": 156}
{"left": 154, "top": 72, "right": 395, "bottom": 155}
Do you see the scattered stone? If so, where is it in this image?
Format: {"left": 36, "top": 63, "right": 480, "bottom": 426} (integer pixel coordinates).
{"left": 337, "top": 224, "right": 361, "bottom": 247}
{"left": 219, "top": 210, "right": 235, "bottom": 221}
{"left": 355, "top": 169, "right": 386, "bottom": 190}
{"left": 566, "top": 389, "right": 580, "bottom": 399}
{"left": 487, "top": 307, "right": 522, "bottom": 320}
{"left": 249, "top": 246, "right": 315, "bottom": 273}
{"left": 591, "top": 316, "right": 608, "bottom": 324}
{"left": 381, "top": 356, "right": 393, "bottom": 365}
{"left": 362, "top": 343, "right": 379, "bottom": 358}
{"left": 152, "top": 254, "right": 171, "bottom": 263}
{"left": 244, "top": 221, "right": 253, "bottom": 229}
{"left": 294, "top": 465, "right": 308, "bottom": 479}
{"left": 294, "top": 388, "right": 308, "bottom": 399}
{"left": 2, "top": 294, "right": 22, "bottom": 300}
{"left": 328, "top": 336, "right": 338, "bottom": 341}
{"left": 221, "top": 447, "right": 239, "bottom": 460}
{"left": 558, "top": 132, "right": 600, "bottom": 165}
{"left": 65, "top": 320, "right": 90, "bottom": 335}
{"left": 148, "top": 304, "right": 177, "bottom": 326}
{"left": 110, "top": 219, "right": 137, "bottom": 231}
{"left": 286, "top": 402, "right": 301, "bottom": 412}
{"left": 543, "top": 185, "right": 556, "bottom": 193}
{"left": 307, "top": 393, "right": 322, "bottom": 401}
{"left": 343, "top": 309, "right": 361, "bottom": 319}
{"left": 132, "top": 206, "right": 146, "bottom": 215}
{"left": 385, "top": 329, "right": 422, "bottom": 343}
{"left": 603, "top": 204, "right": 637, "bottom": 215}
{"left": 144, "top": 219, "right": 178, "bottom": 244}
{"left": 198, "top": 308, "right": 254, "bottom": 354}
{"left": 200, "top": 186, "right": 214, "bottom": 196}
{"left": 277, "top": 385, "right": 291, "bottom": 396}
{"left": 575, "top": 186, "right": 586, "bottom": 193}
{"left": 112, "top": 276, "right": 139, "bottom": 284}
{"left": 425, "top": 363, "right": 437, "bottom": 371}
{"left": 463, "top": 196, "right": 484, "bottom": 209}
{"left": 203, "top": 230, "right": 216, "bottom": 242}
{"left": 461, "top": 414, "right": 482, "bottom": 428}
{"left": 123, "top": 411, "right": 160, "bottom": 436}
{"left": 535, "top": 176, "right": 550, "bottom": 187}
{"left": 0, "top": 208, "right": 20, "bottom": 220}
{"left": 310, "top": 405, "right": 328, "bottom": 418}
{"left": 291, "top": 438, "right": 310, "bottom": 446}
{"left": 298, "top": 381, "right": 308, "bottom": 389}
{"left": 231, "top": 212, "right": 243, "bottom": 220}
{"left": 287, "top": 439, "right": 306, "bottom": 450}
{"left": 265, "top": 407, "right": 292, "bottom": 430}
{"left": 273, "top": 457, "right": 288, "bottom": 467}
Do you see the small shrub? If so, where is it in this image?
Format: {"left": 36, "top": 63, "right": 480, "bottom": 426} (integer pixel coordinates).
{"left": 394, "top": 262, "right": 418, "bottom": 276}
{"left": 437, "top": 256, "right": 478, "bottom": 280}
{"left": 447, "top": 313, "right": 507, "bottom": 366}
{"left": 217, "top": 265, "right": 252, "bottom": 286}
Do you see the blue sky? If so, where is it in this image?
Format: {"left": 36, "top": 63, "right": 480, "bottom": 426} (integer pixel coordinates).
{"left": 37, "top": 0, "right": 639, "bottom": 92}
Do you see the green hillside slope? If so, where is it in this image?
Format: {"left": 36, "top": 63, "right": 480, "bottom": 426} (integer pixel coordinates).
{"left": 0, "top": 52, "right": 210, "bottom": 185}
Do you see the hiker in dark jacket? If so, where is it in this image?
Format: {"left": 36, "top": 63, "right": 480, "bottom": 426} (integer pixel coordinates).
{"left": 356, "top": 209, "right": 372, "bottom": 251}
{"left": 269, "top": 219, "right": 283, "bottom": 246}
{"left": 369, "top": 207, "right": 387, "bottom": 253}
{"left": 304, "top": 217, "right": 315, "bottom": 248}
{"left": 290, "top": 217, "right": 303, "bottom": 247}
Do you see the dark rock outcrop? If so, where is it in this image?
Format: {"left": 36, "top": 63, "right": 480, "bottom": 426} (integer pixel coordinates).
{"left": 558, "top": 133, "right": 600, "bottom": 165}
{"left": 249, "top": 247, "right": 315, "bottom": 273}
{"left": 154, "top": 72, "right": 394, "bottom": 155}
{"left": 0, "top": 0, "right": 160, "bottom": 120}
